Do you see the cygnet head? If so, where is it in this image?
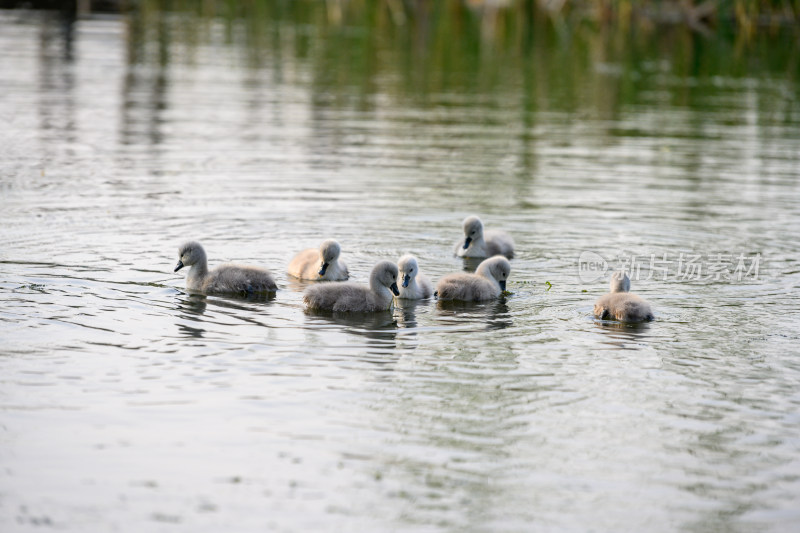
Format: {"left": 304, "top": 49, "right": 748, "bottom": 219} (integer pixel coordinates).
{"left": 477, "top": 255, "right": 511, "bottom": 291}
{"left": 462, "top": 215, "right": 484, "bottom": 249}
{"left": 609, "top": 271, "right": 631, "bottom": 293}
{"left": 372, "top": 260, "right": 400, "bottom": 296}
{"left": 318, "top": 239, "right": 341, "bottom": 276}
{"left": 175, "top": 241, "right": 206, "bottom": 272}
{"left": 397, "top": 254, "right": 420, "bottom": 288}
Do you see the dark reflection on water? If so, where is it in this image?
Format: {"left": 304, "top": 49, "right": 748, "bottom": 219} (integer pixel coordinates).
{"left": 460, "top": 256, "right": 485, "bottom": 272}
{"left": 205, "top": 292, "right": 277, "bottom": 308}
{"left": 173, "top": 290, "right": 278, "bottom": 340}
{"left": 394, "top": 298, "right": 429, "bottom": 329}
{"left": 305, "top": 308, "right": 397, "bottom": 337}
{"left": 284, "top": 277, "right": 320, "bottom": 294}
{"left": 176, "top": 292, "right": 207, "bottom": 316}
{"left": 1, "top": 4, "right": 800, "bottom": 533}
{"left": 593, "top": 319, "right": 653, "bottom": 349}
{"left": 436, "top": 297, "right": 514, "bottom": 331}
{"left": 121, "top": 6, "right": 170, "bottom": 149}
{"left": 37, "top": 13, "right": 75, "bottom": 152}
{"left": 304, "top": 308, "right": 400, "bottom": 357}
{"left": 177, "top": 321, "right": 205, "bottom": 339}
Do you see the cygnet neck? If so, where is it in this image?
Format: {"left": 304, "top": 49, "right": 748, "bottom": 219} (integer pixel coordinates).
{"left": 369, "top": 269, "right": 388, "bottom": 293}
{"left": 187, "top": 255, "right": 209, "bottom": 285}
{"left": 475, "top": 261, "right": 492, "bottom": 279}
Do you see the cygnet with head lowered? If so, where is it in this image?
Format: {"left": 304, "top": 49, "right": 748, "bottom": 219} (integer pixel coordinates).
{"left": 593, "top": 271, "right": 654, "bottom": 322}
{"left": 303, "top": 260, "right": 400, "bottom": 312}
{"left": 288, "top": 239, "right": 348, "bottom": 281}
{"left": 174, "top": 241, "right": 277, "bottom": 296}
{"left": 436, "top": 255, "right": 511, "bottom": 301}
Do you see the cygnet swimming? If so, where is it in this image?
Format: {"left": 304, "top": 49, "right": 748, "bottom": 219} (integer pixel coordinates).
{"left": 435, "top": 255, "right": 511, "bottom": 301}
{"left": 288, "top": 239, "right": 348, "bottom": 281}
{"left": 174, "top": 241, "right": 277, "bottom": 296}
{"left": 454, "top": 215, "right": 515, "bottom": 259}
{"left": 593, "top": 271, "right": 654, "bottom": 322}
{"left": 396, "top": 254, "right": 433, "bottom": 299}
{"left": 303, "top": 260, "right": 400, "bottom": 312}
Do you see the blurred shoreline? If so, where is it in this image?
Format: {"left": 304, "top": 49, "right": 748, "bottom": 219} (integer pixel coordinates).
{"left": 1, "top": 0, "right": 798, "bottom": 39}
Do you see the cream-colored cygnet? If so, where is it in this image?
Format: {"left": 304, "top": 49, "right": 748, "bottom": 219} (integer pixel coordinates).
{"left": 593, "top": 271, "right": 654, "bottom": 322}
{"left": 288, "top": 239, "right": 348, "bottom": 281}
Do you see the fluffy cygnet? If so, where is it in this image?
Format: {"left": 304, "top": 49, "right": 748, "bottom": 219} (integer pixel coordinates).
{"left": 436, "top": 255, "right": 511, "bottom": 301}
{"left": 303, "top": 260, "right": 400, "bottom": 312}
{"left": 454, "top": 215, "right": 515, "bottom": 259}
{"left": 288, "top": 239, "right": 348, "bottom": 281}
{"left": 174, "top": 241, "right": 277, "bottom": 296}
{"left": 593, "top": 271, "right": 654, "bottom": 322}
{"left": 396, "top": 254, "right": 433, "bottom": 300}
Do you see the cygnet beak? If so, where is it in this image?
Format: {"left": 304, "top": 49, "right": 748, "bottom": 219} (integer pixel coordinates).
{"left": 499, "top": 280, "right": 506, "bottom": 291}
{"left": 174, "top": 260, "right": 184, "bottom": 273}
{"left": 463, "top": 236, "right": 472, "bottom": 249}
{"left": 318, "top": 262, "right": 329, "bottom": 276}
{"left": 402, "top": 274, "right": 410, "bottom": 288}
{"left": 390, "top": 282, "right": 400, "bottom": 296}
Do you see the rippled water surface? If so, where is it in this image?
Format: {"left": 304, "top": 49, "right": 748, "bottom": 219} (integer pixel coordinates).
{"left": 2, "top": 7, "right": 800, "bottom": 532}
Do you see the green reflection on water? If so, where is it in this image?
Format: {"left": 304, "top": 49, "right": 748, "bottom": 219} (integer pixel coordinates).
{"left": 125, "top": 0, "right": 799, "bottom": 122}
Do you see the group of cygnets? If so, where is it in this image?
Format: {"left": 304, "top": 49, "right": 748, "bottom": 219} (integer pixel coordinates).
{"left": 174, "top": 215, "right": 654, "bottom": 322}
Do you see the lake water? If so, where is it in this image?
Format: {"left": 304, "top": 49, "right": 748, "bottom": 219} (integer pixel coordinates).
{"left": 1, "top": 6, "right": 800, "bottom": 532}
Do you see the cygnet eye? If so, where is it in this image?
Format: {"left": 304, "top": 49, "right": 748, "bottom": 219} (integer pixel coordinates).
{"left": 410, "top": 268, "right": 413, "bottom": 273}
